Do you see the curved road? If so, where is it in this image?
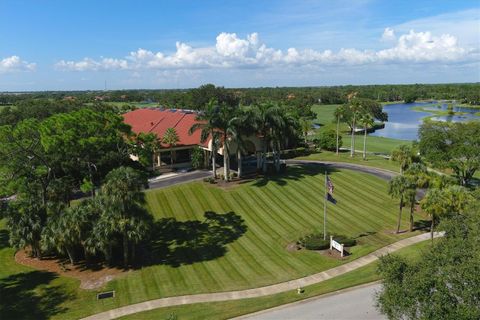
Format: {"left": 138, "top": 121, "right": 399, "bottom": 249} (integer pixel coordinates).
{"left": 236, "top": 282, "right": 385, "bottom": 320}
{"left": 82, "top": 160, "right": 429, "bottom": 320}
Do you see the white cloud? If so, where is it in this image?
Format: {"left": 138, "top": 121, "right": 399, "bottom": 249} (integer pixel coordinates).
{"left": 0, "top": 56, "right": 36, "bottom": 73}
{"left": 55, "top": 30, "right": 477, "bottom": 72}
{"left": 55, "top": 57, "right": 128, "bottom": 71}
{"left": 392, "top": 9, "right": 480, "bottom": 48}
{"left": 376, "top": 30, "right": 468, "bottom": 62}
{"left": 381, "top": 27, "right": 396, "bottom": 41}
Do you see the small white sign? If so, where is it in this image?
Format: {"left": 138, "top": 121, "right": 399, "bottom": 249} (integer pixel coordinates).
{"left": 330, "top": 236, "right": 344, "bottom": 257}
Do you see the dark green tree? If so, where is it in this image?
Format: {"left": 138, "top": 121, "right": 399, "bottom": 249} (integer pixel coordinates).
{"left": 376, "top": 204, "right": 480, "bottom": 320}
{"left": 419, "top": 121, "right": 480, "bottom": 186}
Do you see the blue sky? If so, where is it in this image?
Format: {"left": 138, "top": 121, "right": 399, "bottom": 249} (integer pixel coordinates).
{"left": 1, "top": 0, "right": 479, "bottom": 91}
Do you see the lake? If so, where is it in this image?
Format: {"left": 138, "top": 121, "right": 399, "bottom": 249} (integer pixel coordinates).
{"left": 369, "top": 102, "right": 480, "bottom": 141}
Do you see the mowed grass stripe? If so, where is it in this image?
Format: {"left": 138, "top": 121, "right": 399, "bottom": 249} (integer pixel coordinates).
{"left": 227, "top": 191, "right": 306, "bottom": 278}
{"left": 224, "top": 191, "right": 295, "bottom": 278}
{"left": 182, "top": 186, "right": 249, "bottom": 288}
{"left": 203, "top": 189, "right": 280, "bottom": 285}
{"left": 259, "top": 183, "right": 313, "bottom": 234}
{"left": 175, "top": 188, "right": 225, "bottom": 292}
{"left": 184, "top": 184, "right": 258, "bottom": 287}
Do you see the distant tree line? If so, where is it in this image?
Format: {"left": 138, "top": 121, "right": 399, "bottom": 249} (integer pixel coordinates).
{"left": 2, "top": 83, "right": 479, "bottom": 109}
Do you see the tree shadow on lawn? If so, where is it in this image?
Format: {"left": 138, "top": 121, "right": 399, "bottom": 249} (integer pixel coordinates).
{"left": 141, "top": 211, "right": 247, "bottom": 268}
{"left": 0, "top": 229, "right": 10, "bottom": 250}
{"left": 0, "top": 271, "right": 73, "bottom": 320}
{"left": 250, "top": 164, "right": 340, "bottom": 187}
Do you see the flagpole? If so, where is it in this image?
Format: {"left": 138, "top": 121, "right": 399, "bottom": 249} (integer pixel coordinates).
{"left": 324, "top": 171, "right": 327, "bottom": 240}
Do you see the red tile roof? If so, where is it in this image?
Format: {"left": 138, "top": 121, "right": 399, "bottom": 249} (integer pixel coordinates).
{"left": 122, "top": 109, "right": 208, "bottom": 148}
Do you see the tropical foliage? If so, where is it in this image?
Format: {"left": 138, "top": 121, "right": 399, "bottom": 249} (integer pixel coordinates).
{"left": 377, "top": 201, "right": 480, "bottom": 320}
{"left": 418, "top": 121, "right": 480, "bottom": 186}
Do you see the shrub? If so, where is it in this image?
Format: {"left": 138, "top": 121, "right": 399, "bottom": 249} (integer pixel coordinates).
{"left": 295, "top": 147, "right": 306, "bottom": 156}
{"left": 190, "top": 146, "right": 204, "bottom": 169}
{"left": 333, "top": 235, "right": 357, "bottom": 247}
{"left": 300, "top": 233, "right": 330, "bottom": 250}
{"left": 203, "top": 177, "right": 215, "bottom": 184}
{"left": 299, "top": 233, "right": 356, "bottom": 250}
{"left": 314, "top": 129, "right": 341, "bottom": 151}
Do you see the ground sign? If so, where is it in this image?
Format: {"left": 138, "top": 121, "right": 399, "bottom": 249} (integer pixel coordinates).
{"left": 330, "top": 236, "right": 344, "bottom": 257}
{"left": 97, "top": 291, "right": 115, "bottom": 300}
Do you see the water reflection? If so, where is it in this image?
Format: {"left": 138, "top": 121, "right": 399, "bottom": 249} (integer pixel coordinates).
{"left": 369, "top": 102, "right": 480, "bottom": 140}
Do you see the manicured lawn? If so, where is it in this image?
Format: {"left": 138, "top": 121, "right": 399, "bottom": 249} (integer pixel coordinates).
{"left": 118, "top": 239, "right": 432, "bottom": 320}
{"left": 297, "top": 150, "right": 401, "bottom": 173}
{"left": 0, "top": 166, "right": 425, "bottom": 319}
{"left": 311, "top": 104, "right": 339, "bottom": 127}
{"left": 340, "top": 134, "right": 409, "bottom": 154}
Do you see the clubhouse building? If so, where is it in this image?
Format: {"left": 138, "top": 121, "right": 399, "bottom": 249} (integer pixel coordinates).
{"left": 122, "top": 108, "right": 261, "bottom": 170}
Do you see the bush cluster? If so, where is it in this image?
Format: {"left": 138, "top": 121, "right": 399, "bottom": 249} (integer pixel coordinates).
{"left": 299, "top": 233, "right": 330, "bottom": 250}
{"left": 333, "top": 235, "right": 357, "bottom": 247}
{"left": 203, "top": 177, "right": 216, "bottom": 184}
{"left": 298, "top": 233, "right": 357, "bottom": 251}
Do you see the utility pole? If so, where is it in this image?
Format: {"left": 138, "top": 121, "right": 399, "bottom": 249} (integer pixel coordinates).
{"left": 323, "top": 171, "right": 327, "bottom": 240}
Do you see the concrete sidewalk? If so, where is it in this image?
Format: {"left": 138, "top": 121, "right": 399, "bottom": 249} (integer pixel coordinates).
{"left": 81, "top": 232, "right": 442, "bottom": 320}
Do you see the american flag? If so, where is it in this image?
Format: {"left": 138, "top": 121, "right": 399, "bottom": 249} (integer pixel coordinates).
{"left": 326, "top": 175, "right": 334, "bottom": 194}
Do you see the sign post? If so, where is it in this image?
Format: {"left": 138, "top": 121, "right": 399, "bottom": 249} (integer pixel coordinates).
{"left": 330, "top": 235, "right": 344, "bottom": 257}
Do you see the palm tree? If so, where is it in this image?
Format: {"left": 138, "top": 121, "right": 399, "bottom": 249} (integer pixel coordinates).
{"left": 101, "top": 166, "right": 151, "bottom": 266}
{"left": 189, "top": 100, "right": 220, "bottom": 179}
{"left": 7, "top": 197, "right": 45, "bottom": 258}
{"left": 162, "top": 128, "right": 179, "bottom": 166}
{"left": 421, "top": 185, "right": 472, "bottom": 240}
{"left": 348, "top": 100, "right": 361, "bottom": 158}
{"left": 272, "top": 107, "right": 298, "bottom": 172}
{"left": 359, "top": 113, "right": 374, "bottom": 160}
{"left": 333, "top": 105, "right": 347, "bottom": 156}
{"left": 420, "top": 188, "right": 445, "bottom": 240}
{"left": 391, "top": 144, "right": 414, "bottom": 175}
{"left": 388, "top": 175, "right": 411, "bottom": 233}
{"left": 215, "top": 104, "right": 239, "bottom": 181}
{"left": 299, "top": 118, "right": 313, "bottom": 145}
{"left": 404, "top": 163, "right": 429, "bottom": 232}
{"left": 251, "top": 103, "right": 283, "bottom": 173}
{"left": 230, "top": 108, "right": 255, "bottom": 178}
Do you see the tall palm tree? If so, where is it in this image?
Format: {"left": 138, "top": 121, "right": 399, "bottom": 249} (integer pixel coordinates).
{"left": 391, "top": 144, "right": 414, "bottom": 175}
{"left": 230, "top": 107, "right": 255, "bottom": 178}
{"left": 420, "top": 188, "right": 445, "bottom": 240}
{"left": 299, "top": 118, "right": 313, "bottom": 145}
{"left": 348, "top": 100, "right": 362, "bottom": 158}
{"left": 251, "top": 103, "right": 283, "bottom": 173}
{"left": 189, "top": 100, "right": 220, "bottom": 179}
{"left": 388, "top": 175, "right": 411, "bottom": 233}
{"left": 404, "top": 163, "right": 429, "bottom": 232}
{"left": 359, "top": 113, "right": 374, "bottom": 160}
{"left": 162, "top": 127, "right": 179, "bottom": 166}
{"left": 333, "top": 105, "right": 347, "bottom": 156}
{"left": 272, "top": 107, "right": 298, "bottom": 172}
{"left": 215, "top": 104, "right": 239, "bottom": 181}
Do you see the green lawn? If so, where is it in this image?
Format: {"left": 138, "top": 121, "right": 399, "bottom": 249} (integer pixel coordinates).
{"left": 341, "top": 134, "right": 409, "bottom": 154}
{"left": 118, "top": 239, "right": 432, "bottom": 320}
{"left": 0, "top": 166, "right": 425, "bottom": 319}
